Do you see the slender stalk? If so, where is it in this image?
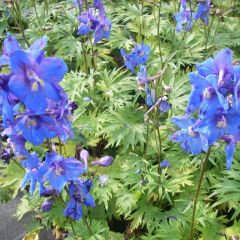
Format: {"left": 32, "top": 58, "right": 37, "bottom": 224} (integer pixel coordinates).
{"left": 13, "top": 159, "right": 25, "bottom": 170}
{"left": 58, "top": 137, "right": 63, "bottom": 155}
{"left": 33, "top": 0, "right": 41, "bottom": 25}
{"left": 189, "top": 148, "right": 211, "bottom": 240}
{"left": 143, "top": 121, "right": 150, "bottom": 157}
{"left": 12, "top": 1, "right": 30, "bottom": 47}
{"left": 157, "top": 0, "right": 163, "bottom": 64}
{"left": 83, "top": 217, "right": 98, "bottom": 240}
{"left": 70, "top": 221, "right": 78, "bottom": 240}
{"left": 203, "top": 16, "right": 214, "bottom": 58}
{"left": 140, "top": 0, "right": 144, "bottom": 41}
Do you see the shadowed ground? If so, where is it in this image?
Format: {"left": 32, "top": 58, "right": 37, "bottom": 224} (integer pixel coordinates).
{"left": 0, "top": 197, "right": 54, "bottom": 240}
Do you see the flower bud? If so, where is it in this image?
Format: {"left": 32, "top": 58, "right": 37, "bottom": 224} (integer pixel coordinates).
{"left": 98, "top": 175, "right": 109, "bottom": 187}
{"left": 41, "top": 199, "right": 53, "bottom": 212}
{"left": 160, "top": 159, "right": 170, "bottom": 168}
{"left": 91, "top": 156, "right": 113, "bottom": 167}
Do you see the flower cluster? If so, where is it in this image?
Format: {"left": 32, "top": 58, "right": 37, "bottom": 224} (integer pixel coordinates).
{"left": 121, "top": 44, "right": 151, "bottom": 73}
{"left": 171, "top": 48, "right": 240, "bottom": 169}
{"left": 174, "top": 0, "right": 211, "bottom": 32}
{"left": 0, "top": 33, "right": 96, "bottom": 220}
{"left": 76, "top": 0, "right": 111, "bottom": 44}
{"left": 121, "top": 44, "right": 170, "bottom": 112}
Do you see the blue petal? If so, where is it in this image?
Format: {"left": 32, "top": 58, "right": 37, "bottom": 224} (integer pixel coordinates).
{"left": 63, "top": 159, "right": 86, "bottom": 180}
{"left": 196, "top": 58, "right": 216, "bottom": 77}
{"left": 172, "top": 115, "right": 196, "bottom": 129}
{"left": 214, "top": 48, "right": 232, "bottom": 73}
{"left": 29, "top": 176, "right": 37, "bottom": 195}
{"left": 64, "top": 199, "right": 83, "bottom": 220}
{"left": 44, "top": 82, "right": 61, "bottom": 101}
{"left": 225, "top": 143, "right": 235, "bottom": 170}
{"left": 3, "top": 33, "right": 21, "bottom": 57}
{"left": 189, "top": 137, "right": 203, "bottom": 155}
{"left": 28, "top": 36, "right": 48, "bottom": 57}
{"left": 20, "top": 172, "right": 31, "bottom": 189}
{"left": 47, "top": 173, "right": 66, "bottom": 191}
{"left": 8, "top": 74, "right": 28, "bottom": 102}
{"left": 37, "top": 57, "right": 68, "bottom": 83}
{"left": 10, "top": 50, "right": 32, "bottom": 74}
{"left": 199, "top": 96, "right": 223, "bottom": 119}
{"left": 84, "top": 193, "right": 96, "bottom": 207}
{"left": 24, "top": 90, "right": 47, "bottom": 114}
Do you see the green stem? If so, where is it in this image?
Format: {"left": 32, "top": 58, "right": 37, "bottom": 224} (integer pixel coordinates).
{"left": 70, "top": 221, "right": 78, "bottom": 240}
{"left": 157, "top": 0, "right": 163, "bottom": 64}
{"left": 203, "top": 16, "right": 214, "bottom": 58}
{"left": 58, "top": 137, "right": 63, "bottom": 155}
{"left": 140, "top": 0, "right": 144, "bottom": 41}
{"left": 33, "top": 0, "right": 41, "bottom": 25}
{"left": 83, "top": 217, "right": 98, "bottom": 240}
{"left": 13, "top": 1, "right": 30, "bottom": 47}
{"left": 143, "top": 121, "right": 150, "bottom": 157}
{"left": 189, "top": 148, "right": 211, "bottom": 240}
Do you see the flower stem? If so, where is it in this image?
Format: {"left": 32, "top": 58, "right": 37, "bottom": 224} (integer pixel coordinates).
{"left": 83, "top": 217, "right": 98, "bottom": 240}
{"left": 70, "top": 221, "right": 78, "bottom": 240}
{"left": 203, "top": 16, "right": 214, "bottom": 58}
{"left": 157, "top": 0, "right": 163, "bottom": 65}
{"left": 189, "top": 147, "right": 211, "bottom": 240}
{"left": 12, "top": 1, "right": 30, "bottom": 47}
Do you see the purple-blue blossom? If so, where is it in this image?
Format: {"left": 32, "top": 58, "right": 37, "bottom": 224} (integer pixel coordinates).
{"left": 38, "top": 152, "right": 86, "bottom": 192}
{"left": 195, "top": 0, "right": 211, "bottom": 25}
{"left": 172, "top": 48, "right": 240, "bottom": 169}
{"left": 91, "top": 155, "right": 113, "bottom": 167}
{"left": 121, "top": 44, "right": 151, "bottom": 73}
{"left": 64, "top": 180, "right": 95, "bottom": 220}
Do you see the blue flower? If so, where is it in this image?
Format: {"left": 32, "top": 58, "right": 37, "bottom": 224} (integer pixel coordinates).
{"left": 20, "top": 152, "right": 41, "bottom": 195}
{"left": 145, "top": 85, "right": 155, "bottom": 107}
{"left": 39, "top": 152, "right": 86, "bottom": 192}
{"left": 160, "top": 160, "right": 170, "bottom": 168}
{"left": 222, "top": 135, "right": 237, "bottom": 170}
{"left": 91, "top": 156, "right": 113, "bottom": 167}
{"left": 195, "top": 0, "right": 211, "bottom": 25}
{"left": 171, "top": 115, "right": 208, "bottom": 155}
{"left": 64, "top": 180, "right": 95, "bottom": 220}
{"left": 137, "top": 66, "right": 148, "bottom": 85}
{"left": 159, "top": 98, "right": 171, "bottom": 113}
{"left": 41, "top": 199, "right": 53, "bottom": 212}
{"left": 187, "top": 73, "right": 228, "bottom": 116}
{"left": 14, "top": 113, "right": 57, "bottom": 145}
{"left": 80, "top": 149, "right": 89, "bottom": 168}
{"left": 98, "top": 175, "right": 109, "bottom": 187}
{"left": 0, "top": 73, "right": 16, "bottom": 127}
{"left": 121, "top": 44, "right": 151, "bottom": 73}
{"left": 174, "top": 5, "right": 196, "bottom": 32}
{"left": 94, "top": 16, "right": 111, "bottom": 44}
{"left": 93, "top": 0, "right": 106, "bottom": 15}
{"left": 8, "top": 50, "right": 67, "bottom": 113}
{"left": 196, "top": 48, "right": 233, "bottom": 87}
{"left": 0, "top": 33, "right": 47, "bottom": 66}
{"left": 195, "top": 109, "right": 240, "bottom": 145}
{"left": 46, "top": 99, "right": 73, "bottom": 143}
{"left": 0, "top": 33, "right": 20, "bottom": 66}
{"left": 77, "top": 10, "right": 99, "bottom": 35}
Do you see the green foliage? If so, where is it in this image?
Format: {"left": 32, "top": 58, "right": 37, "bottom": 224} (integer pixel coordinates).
{"left": 0, "top": 0, "right": 240, "bottom": 239}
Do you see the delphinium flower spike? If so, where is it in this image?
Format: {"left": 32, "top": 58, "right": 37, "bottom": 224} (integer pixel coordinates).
{"left": 171, "top": 48, "right": 240, "bottom": 169}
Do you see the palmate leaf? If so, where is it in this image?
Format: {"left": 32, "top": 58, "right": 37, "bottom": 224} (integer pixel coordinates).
{"left": 127, "top": 197, "right": 164, "bottom": 233}
{"left": 96, "top": 68, "right": 136, "bottom": 109}
{"left": 0, "top": 160, "right": 25, "bottom": 197}
{"left": 211, "top": 162, "right": 240, "bottom": 220}
{"left": 98, "top": 106, "right": 146, "bottom": 152}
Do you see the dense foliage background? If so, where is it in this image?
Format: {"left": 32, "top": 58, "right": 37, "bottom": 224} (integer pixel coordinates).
{"left": 1, "top": 0, "right": 240, "bottom": 239}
